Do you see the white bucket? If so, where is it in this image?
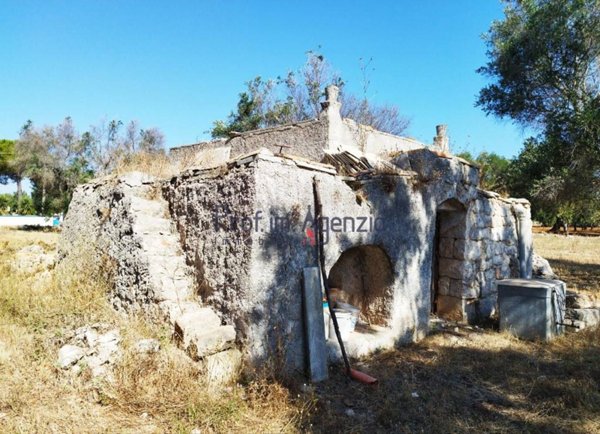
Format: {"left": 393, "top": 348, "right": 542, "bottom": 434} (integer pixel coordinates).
{"left": 336, "top": 302, "right": 360, "bottom": 328}
{"left": 329, "top": 309, "right": 356, "bottom": 341}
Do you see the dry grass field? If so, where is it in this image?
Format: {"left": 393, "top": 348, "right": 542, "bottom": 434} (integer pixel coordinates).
{"left": 533, "top": 232, "right": 600, "bottom": 293}
{"left": 0, "top": 228, "right": 598, "bottom": 433}
{"left": 0, "top": 228, "right": 310, "bottom": 433}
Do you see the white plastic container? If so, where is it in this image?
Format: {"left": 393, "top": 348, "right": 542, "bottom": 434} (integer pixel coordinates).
{"left": 336, "top": 302, "right": 360, "bottom": 329}
{"left": 329, "top": 309, "right": 356, "bottom": 341}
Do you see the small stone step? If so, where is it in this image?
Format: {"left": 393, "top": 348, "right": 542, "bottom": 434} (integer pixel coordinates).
{"left": 160, "top": 300, "right": 200, "bottom": 322}
{"left": 130, "top": 196, "right": 167, "bottom": 218}
{"left": 185, "top": 325, "right": 236, "bottom": 360}
{"left": 153, "top": 278, "right": 194, "bottom": 303}
{"left": 566, "top": 291, "right": 600, "bottom": 309}
{"left": 152, "top": 259, "right": 190, "bottom": 279}
{"left": 148, "top": 256, "right": 191, "bottom": 280}
{"left": 151, "top": 272, "right": 191, "bottom": 288}
{"left": 203, "top": 349, "right": 242, "bottom": 384}
{"left": 129, "top": 191, "right": 239, "bottom": 371}
{"left": 562, "top": 317, "right": 587, "bottom": 331}
{"left": 134, "top": 215, "right": 173, "bottom": 234}
{"left": 174, "top": 307, "right": 223, "bottom": 342}
{"left": 141, "top": 236, "right": 182, "bottom": 256}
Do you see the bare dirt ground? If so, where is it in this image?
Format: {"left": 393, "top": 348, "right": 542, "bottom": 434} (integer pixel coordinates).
{"left": 0, "top": 229, "right": 599, "bottom": 433}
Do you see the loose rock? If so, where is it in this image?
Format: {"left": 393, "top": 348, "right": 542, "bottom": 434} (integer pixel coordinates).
{"left": 532, "top": 253, "right": 556, "bottom": 279}
{"left": 13, "top": 244, "right": 55, "bottom": 274}
{"left": 58, "top": 344, "right": 85, "bottom": 368}
{"left": 59, "top": 326, "right": 121, "bottom": 377}
{"left": 134, "top": 338, "right": 161, "bottom": 354}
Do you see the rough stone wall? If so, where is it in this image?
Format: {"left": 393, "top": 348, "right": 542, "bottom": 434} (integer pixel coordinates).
{"left": 171, "top": 144, "right": 231, "bottom": 169}
{"left": 170, "top": 86, "right": 429, "bottom": 167}
{"left": 402, "top": 149, "right": 479, "bottom": 319}
{"left": 61, "top": 130, "right": 534, "bottom": 377}
{"left": 464, "top": 194, "right": 532, "bottom": 321}
{"left": 59, "top": 173, "right": 158, "bottom": 312}
{"left": 398, "top": 148, "right": 533, "bottom": 322}
{"left": 162, "top": 165, "right": 257, "bottom": 332}
{"left": 162, "top": 154, "right": 440, "bottom": 372}
{"left": 171, "top": 119, "right": 328, "bottom": 164}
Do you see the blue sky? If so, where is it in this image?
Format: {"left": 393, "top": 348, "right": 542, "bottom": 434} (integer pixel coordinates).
{"left": 1, "top": 1, "right": 532, "bottom": 193}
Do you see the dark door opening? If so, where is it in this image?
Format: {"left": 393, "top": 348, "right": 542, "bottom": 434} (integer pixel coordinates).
{"left": 431, "top": 216, "right": 441, "bottom": 314}
{"left": 431, "top": 199, "right": 468, "bottom": 319}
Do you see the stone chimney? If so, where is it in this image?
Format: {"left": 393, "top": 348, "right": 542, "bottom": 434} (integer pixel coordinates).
{"left": 320, "top": 85, "right": 342, "bottom": 118}
{"left": 320, "top": 85, "right": 347, "bottom": 152}
{"left": 433, "top": 124, "right": 449, "bottom": 153}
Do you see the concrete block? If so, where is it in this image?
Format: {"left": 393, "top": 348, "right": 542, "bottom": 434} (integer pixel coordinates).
{"left": 497, "top": 279, "right": 566, "bottom": 341}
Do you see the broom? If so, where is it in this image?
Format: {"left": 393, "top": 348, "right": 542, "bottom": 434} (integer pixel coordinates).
{"left": 312, "top": 177, "right": 378, "bottom": 385}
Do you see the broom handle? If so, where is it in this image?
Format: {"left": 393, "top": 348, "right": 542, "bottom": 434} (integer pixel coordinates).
{"left": 313, "top": 177, "right": 352, "bottom": 374}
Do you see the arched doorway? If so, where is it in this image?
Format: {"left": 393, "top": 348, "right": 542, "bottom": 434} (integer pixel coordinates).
{"left": 432, "top": 199, "right": 468, "bottom": 318}
{"left": 328, "top": 245, "right": 394, "bottom": 326}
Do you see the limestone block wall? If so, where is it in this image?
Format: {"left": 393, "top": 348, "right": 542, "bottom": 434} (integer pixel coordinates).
{"left": 400, "top": 147, "right": 532, "bottom": 322}
{"left": 436, "top": 207, "right": 472, "bottom": 310}
{"left": 466, "top": 194, "right": 532, "bottom": 321}
{"left": 434, "top": 192, "right": 532, "bottom": 322}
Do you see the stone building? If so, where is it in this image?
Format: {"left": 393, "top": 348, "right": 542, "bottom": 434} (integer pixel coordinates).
{"left": 60, "top": 86, "right": 533, "bottom": 377}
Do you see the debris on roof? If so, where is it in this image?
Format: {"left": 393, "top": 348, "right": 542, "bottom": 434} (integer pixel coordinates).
{"left": 323, "top": 150, "right": 416, "bottom": 179}
{"left": 322, "top": 151, "right": 374, "bottom": 177}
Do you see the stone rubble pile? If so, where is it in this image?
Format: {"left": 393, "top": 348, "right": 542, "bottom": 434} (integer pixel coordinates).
{"left": 58, "top": 324, "right": 124, "bottom": 377}
{"left": 13, "top": 244, "right": 55, "bottom": 274}
{"left": 57, "top": 324, "right": 162, "bottom": 377}
{"left": 565, "top": 291, "right": 600, "bottom": 330}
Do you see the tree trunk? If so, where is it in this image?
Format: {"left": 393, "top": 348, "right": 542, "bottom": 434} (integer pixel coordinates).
{"left": 41, "top": 184, "right": 46, "bottom": 215}
{"left": 16, "top": 176, "right": 22, "bottom": 212}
